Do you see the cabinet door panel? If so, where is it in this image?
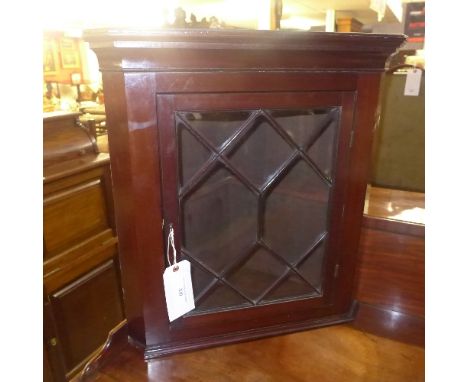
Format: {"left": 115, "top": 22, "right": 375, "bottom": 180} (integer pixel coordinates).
{"left": 156, "top": 91, "right": 355, "bottom": 341}
{"left": 49, "top": 259, "right": 124, "bottom": 374}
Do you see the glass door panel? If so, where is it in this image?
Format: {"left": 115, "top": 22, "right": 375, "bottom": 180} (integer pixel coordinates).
{"left": 172, "top": 106, "right": 341, "bottom": 315}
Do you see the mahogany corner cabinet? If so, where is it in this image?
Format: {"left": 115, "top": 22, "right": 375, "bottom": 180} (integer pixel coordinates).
{"left": 85, "top": 29, "right": 405, "bottom": 359}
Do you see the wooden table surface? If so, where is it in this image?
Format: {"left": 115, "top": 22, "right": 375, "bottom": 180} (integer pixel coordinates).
{"left": 364, "top": 185, "right": 424, "bottom": 224}
{"left": 77, "top": 323, "right": 424, "bottom": 382}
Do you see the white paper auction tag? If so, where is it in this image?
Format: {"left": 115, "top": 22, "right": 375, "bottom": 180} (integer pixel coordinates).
{"left": 404, "top": 68, "right": 422, "bottom": 96}
{"left": 163, "top": 260, "right": 195, "bottom": 322}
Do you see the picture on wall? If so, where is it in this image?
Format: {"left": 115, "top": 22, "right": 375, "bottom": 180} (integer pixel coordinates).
{"left": 59, "top": 37, "right": 81, "bottom": 69}
{"left": 43, "top": 40, "right": 59, "bottom": 75}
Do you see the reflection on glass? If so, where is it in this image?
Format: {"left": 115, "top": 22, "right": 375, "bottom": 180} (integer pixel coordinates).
{"left": 226, "top": 247, "right": 287, "bottom": 301}
{"left": 269, "top": 109, "right": 332, "bottom": 149}
{"left": 307, "top": 118, "right": 338, "bottom": 180}
{"left": 228, "top": 118, "right": 293, "bottom": 189}
{"left": 178, "top": 123, "right": 212, "bottom": 186}
{"left": 264, "top": 160, "right": 329, "bottom": 264}
{"left": 182, "top": 166, "right": 257, "bottom": 274}
{"left": 297, "top": 241, "right": 326, "bottom": 292}
{"left": 263, "top": 272, "right": 318, "bottom": 302}
{"left": 269, "top": 108, "right": 339, "bottom": 180}
{"left": 195, "top": 282, "right": 251, "bottom": 313}
{"left": 183, "top": 111, "right": 251, "bottom": 149}
{"left": 188, "top": 259, "right": 216, "bottom": 299}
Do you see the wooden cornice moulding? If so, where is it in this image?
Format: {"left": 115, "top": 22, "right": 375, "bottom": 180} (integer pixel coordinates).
{"left": 84, "top": 29, "right": 406, "bottom": 72}
{"left": 143, "top": 301, "right": 358, "bottom": 359}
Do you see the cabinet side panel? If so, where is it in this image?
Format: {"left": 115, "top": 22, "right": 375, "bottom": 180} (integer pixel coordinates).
{"left": 101, "top": 71, "right": 146, "bottom": 344}
{"left": 337, "top": 73, "right": 384, "bottom": 311}
{"left": 121, "top": 72, "right": 168, "bottom": 346}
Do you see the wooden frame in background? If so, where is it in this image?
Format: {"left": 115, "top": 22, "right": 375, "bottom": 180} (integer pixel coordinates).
{"left": 60, "top": 37, "right": 81, "bottom": 69}
{"left": 43, "top": 39, "right": 59, "bottom": 76}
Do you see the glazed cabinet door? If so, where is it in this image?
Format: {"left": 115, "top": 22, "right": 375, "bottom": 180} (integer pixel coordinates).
{"left": 156, "top": 91, "right": 355, "bottom": 348}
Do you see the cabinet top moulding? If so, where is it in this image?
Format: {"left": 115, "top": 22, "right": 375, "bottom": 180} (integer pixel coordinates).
{"left": 84, "top": 29, "right": 406, "bottom": 73}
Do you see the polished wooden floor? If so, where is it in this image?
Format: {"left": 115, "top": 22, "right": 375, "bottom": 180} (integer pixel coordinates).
{"left": 78, "top": 323, "right": 424, "bottom": 382}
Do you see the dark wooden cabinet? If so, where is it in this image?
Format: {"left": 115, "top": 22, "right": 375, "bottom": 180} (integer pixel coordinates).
{"left": 43, "top": 112, "right": 124, "bottom": 381}
{"left": 85, "top": 29, "right": 404, "bottom": 359}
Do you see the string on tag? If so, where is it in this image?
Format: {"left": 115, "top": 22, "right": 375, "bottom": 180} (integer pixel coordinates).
{"left": 166, "top": 225, "right": 178, "bottom": 271}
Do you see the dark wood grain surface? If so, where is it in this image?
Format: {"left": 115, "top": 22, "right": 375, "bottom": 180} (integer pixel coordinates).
{"left": 84, "top": 29, "right": 405, "bottom": 73}
{"left": 357, "top": 186, "right": 424, "bottom": 317}
{"left": 354, "top": 186, "right": 424, "bottom": 345}
{"left": 354, "top": 303, "right": 424, "bottom": 347}
{"left": 356, "top": 226, "right": 424, "bottom": 317}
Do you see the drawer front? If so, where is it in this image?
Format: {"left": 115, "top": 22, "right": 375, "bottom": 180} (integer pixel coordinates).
{"left": 43, "top": 234, "right": 118, "bottom": 294}
{"left": 44, "top": 170, "right": 112, "bottom": 259}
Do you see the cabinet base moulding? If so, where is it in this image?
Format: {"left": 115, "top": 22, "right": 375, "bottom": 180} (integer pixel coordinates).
{"left": 141, "top": 301, "right": 358, "bottom": 359}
